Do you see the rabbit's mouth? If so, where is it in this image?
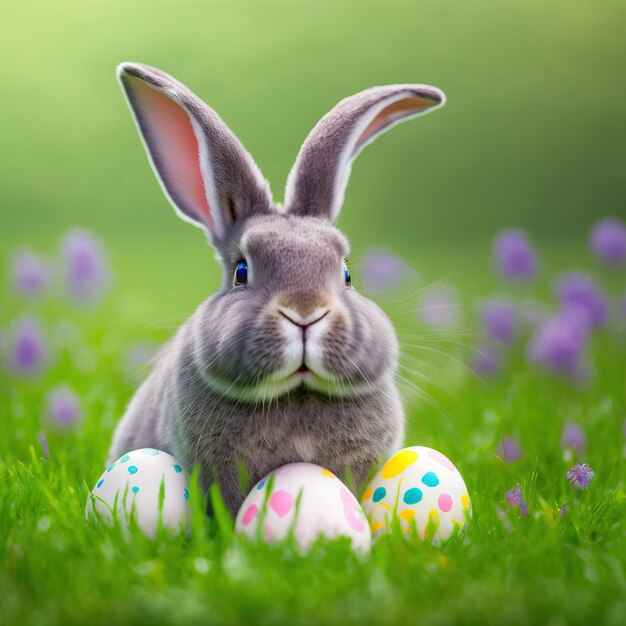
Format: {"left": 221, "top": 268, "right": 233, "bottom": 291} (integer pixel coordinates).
{"left": 273, "top": 302, "right": 383, "bottom": 398}
{"left": 281, "top": 358, "right": 375, "bottom": 398}
{"left": 285, "top": 363, "right": 314, "bottom": 383}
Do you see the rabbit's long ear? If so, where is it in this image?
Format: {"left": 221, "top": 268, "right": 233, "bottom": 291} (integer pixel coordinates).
{"left": 118, "top": 62, "right": 272, "bottom": 243}
{"left": 284, "top": 85, "right": 445, "bottom": 221}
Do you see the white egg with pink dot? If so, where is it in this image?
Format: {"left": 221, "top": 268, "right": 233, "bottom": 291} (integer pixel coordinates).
{"left": 361, "top": 446, "right": 471, "bottom": 543}
{"left": 235, "top": 462, "right": 371, "bottom": 553}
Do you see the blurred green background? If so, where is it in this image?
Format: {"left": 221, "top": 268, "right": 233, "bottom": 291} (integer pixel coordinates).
{"left": 1, "top": 0, "right": 624, "bottom": 308}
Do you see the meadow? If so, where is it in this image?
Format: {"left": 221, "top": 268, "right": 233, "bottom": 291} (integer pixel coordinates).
{"left": 1, "top": 0, "right": 625, "bottom": 624}
{"left": 1, "top": 221, "right": 625, "bottom": 625}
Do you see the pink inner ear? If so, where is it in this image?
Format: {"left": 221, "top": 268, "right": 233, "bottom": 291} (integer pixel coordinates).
{"left": 131, "top": 78, "right": 213, "bottom": 227}
{"left": 354, "top": 95, "right": 438, "bottom": 153}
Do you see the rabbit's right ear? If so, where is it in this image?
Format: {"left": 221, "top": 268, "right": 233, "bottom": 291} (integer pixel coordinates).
{"left": 117, "top": 62, "right": 273, "bottom": 244}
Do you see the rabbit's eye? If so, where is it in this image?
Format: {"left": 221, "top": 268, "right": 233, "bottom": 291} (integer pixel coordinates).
{"left": 234, "top": 260, "right": 248, "bottom": 286}
{"left": 343, "top": 261, "right": 351, "bottom": 286}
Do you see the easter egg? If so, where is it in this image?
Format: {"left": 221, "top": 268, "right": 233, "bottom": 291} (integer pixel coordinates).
{"left": 86, "top": 448, "right": 190, "bottom": 536}
{"left": 235, "top": 462, "right": 371, "bottom": 553}
{"left": 361, "top": 446, "right": 471, "bottom": 543}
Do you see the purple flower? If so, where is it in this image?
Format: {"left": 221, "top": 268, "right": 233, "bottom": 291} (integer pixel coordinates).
{"left": 9, "top": 316, "right": 47, "bottom": 376}
{"left": 555, "top": 273, "right": 609, "bottom": 329}
{"left": 419, "top": 285, "right": 462, "bottom": 327}
{"left": 471, "top": 344, "right": 501, "bottom": 375}
{"left": 61, "top": 229, "right": 111, "bottom": 304}
{"left": 526, "top": 312, "right": 589, "bottom": 377}
{"left": 493, "top": 229, "right": 537, "bottom": 282}
{"left": 496, "top": 436, "right": 522, "bottom": 463}
{"left": 566, "top": 463, "right": 595, "bottom": 490}
{"left": 505, "top": 484, "right": 528, "bottom": 516}
{"left": 560, "top": 502, "right": 566, "bottom": 517}
{"left": 10, "top": 248, "right": 52, "bottom": 297}
{"left": 481, "top": 299, "right": 517, "bottom": 344}
{"left": 39, "top": 433, "right": 49, "bottom": 459}
{"left": 359, "top": 248, "right": 412, "bottom": 294}
{"left": 45, "top": 385, "right": 83, "bottom": 429}
{"left": 590, "top": 218, "right": 626, "bottom": 266}
{"left": 560, "top": 421, "right": 586, "bottom": 455}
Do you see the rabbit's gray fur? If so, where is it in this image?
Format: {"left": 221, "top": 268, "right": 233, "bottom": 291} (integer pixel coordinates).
{"left": 109, "top": 62, "right": 445, "bottom": 513}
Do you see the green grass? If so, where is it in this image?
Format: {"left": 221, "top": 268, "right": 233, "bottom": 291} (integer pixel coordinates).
{"left": 1, "top": 239, "right": 625, "bottom": 626}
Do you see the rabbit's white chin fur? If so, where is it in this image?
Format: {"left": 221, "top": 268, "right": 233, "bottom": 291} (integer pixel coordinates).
{"left": 197, "top": 365, "right": 378, "bottom": 403}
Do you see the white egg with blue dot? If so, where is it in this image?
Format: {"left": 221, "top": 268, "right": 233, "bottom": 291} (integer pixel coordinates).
{"left": 361, "top": 446, "right": 471, "bottom": 543}
{"left": 86, "top": 449, "right": 190, "bottom": 536}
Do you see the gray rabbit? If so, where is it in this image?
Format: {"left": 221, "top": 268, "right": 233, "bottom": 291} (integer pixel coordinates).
{"left": 108, "top": 62, "right": 446, "bottom": 513}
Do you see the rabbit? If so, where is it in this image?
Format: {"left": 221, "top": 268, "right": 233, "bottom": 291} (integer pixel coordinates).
{"left": 108, "top": 62, "right": 446, "bottom": 514}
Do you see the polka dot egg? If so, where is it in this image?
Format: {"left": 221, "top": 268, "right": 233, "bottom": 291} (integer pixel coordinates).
{"left": 235, "top": 462, "right": 371, "bottom": 553}
{"left": 86, "top": 449, "right": 190, "bottom": 536}
{"left": 361, "top": 446, "right": 471, "bottom": 543}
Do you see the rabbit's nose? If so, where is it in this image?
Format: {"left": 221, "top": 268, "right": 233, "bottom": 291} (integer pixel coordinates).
{"left": 278, "top": 306, "right": 330, "bottom": 330}
{"left": 278, "top": 290, "right": 330, "bottom": 320}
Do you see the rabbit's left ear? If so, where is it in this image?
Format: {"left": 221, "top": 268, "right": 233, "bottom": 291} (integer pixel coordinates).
{"left": 284, "top": 85, "right": 445, "bottom": 221}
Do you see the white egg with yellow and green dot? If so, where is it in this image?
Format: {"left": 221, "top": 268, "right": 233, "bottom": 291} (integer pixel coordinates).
{"left": 361, "top": 446, "right": 471, "bottom": 542}
{"left": 86, "top": 448, "right": 190, "bottom": 536}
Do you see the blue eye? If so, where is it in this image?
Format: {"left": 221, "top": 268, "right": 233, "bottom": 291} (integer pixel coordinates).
{"left": 343, "top": 261, "right": 351, "bottom": 286}
{"left": 234, "top": 260, "right": 248, "bottom": 285}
